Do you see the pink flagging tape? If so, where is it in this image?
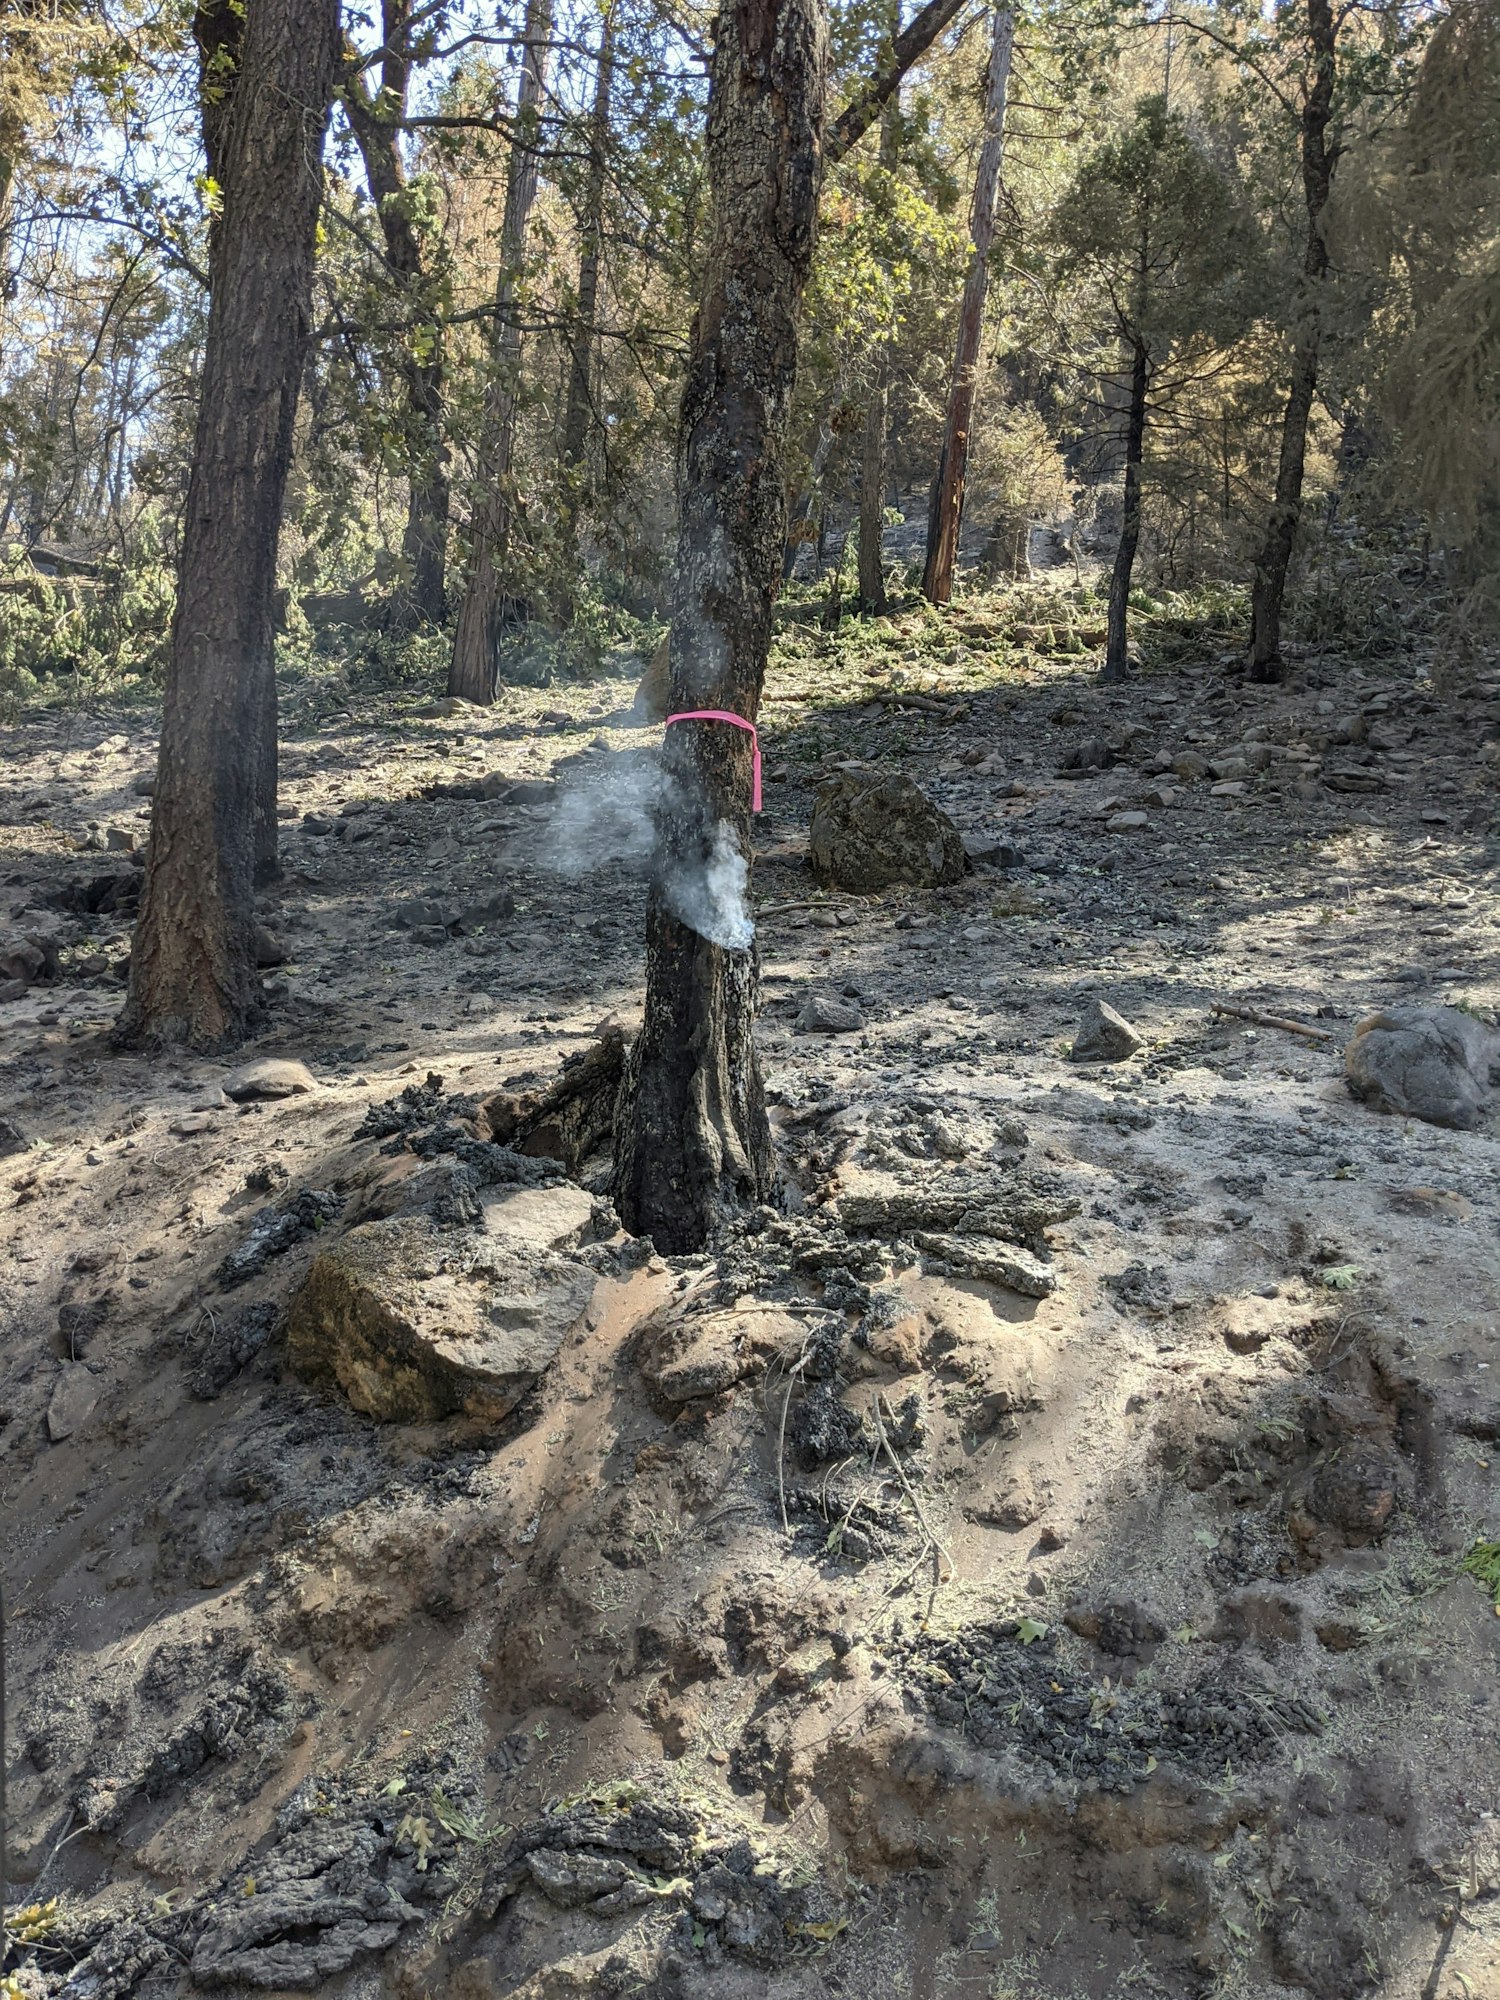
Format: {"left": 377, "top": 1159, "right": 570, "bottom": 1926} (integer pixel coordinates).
{"left": 663, "top": 708, "right": 763, "bottom": 812}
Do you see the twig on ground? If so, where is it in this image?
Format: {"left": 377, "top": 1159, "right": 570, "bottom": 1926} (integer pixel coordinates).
{"left": 1210, "top": 1001, "right": 1336, "bottom": 1042}
{"left": 873, "top": 1394, "right": 953, "bottom": 1584}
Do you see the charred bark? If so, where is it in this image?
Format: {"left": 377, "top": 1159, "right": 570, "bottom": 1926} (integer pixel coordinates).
{"left": 613, "top": 0, "right": 827, "bottom": 1251}
{"left": 558, "top": 7, "right": 615, "bottom": 619}
{"left": 345, "top": 0, "right": 451, "bottom": 626}
{"left": 1104, "top": 336, "right": 1149, "bottom": 683}
{"left": 448, "top": 0, "right": 551, "bottom": 703}
{"left": 116, "top": 0, "right": 337, "bottom": 1050}
{"left": 1247, "top": 0, "right": 1336, "bottom": 683}
{"left": 922, "top": 5, "right": 1014, "bottom": 606}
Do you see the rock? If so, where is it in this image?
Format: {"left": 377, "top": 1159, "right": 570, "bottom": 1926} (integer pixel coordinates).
{"left": 636, "top": 1306, "right": 801, "bottom": 1403}
{"left": 1171, "top": 751, "right": 1209, "bottom": 781}
{"left": 170, "top": 1112, "right": 215, "bottom": 1136}
{"left": 963, "top": 832, "right": 1024, "bottom": 868}
{"left": 0, "top": 934, "right": 60, "bottom": 989}
{"left": 1058, "top": 736, "right": 1117, "bottom": 774}
{"left": 392, "top": 898, "right": 451, "bottom": 931}
{"left": 303, "top": 813, "right": 334, "bottom": 834}
{"left": 130, "top": 771, "right": 156, "bottom": 796}
{"left": 287, "top": 1215, "right": 596, "bottom": 1422}
{"left": 253, "top": 925, "right": 288, "bottom": 967}
{"left": 224, "top": 1057, "right": 319, "bottom": 1101}
{"left": 1344, "top": 1005, "right": 1497, "bottom": 1130}
{"left": 1208, "top": 757, "right": 1247, "bottom": 781}
{"left": 796, "top": 993, "right": 864, "bottom": 1034}
{"left": 1212, "top": 1585, "right": 1303, "bottom": 1648}
{"left": 105, "top": 825, "right": 139, "bottom": 852}
{"left": 910, "top": 1232, "right": 1057, "bottom": 1297}
{"left": 452, "top": 889, "right": 517, "bottom": 935}
{"left": 809, "top": 771, "right": 966, "bottom": 892}
{"left": 1070, "top": 998, "right": 1144, "bottom": 1063}
{"left": 1210, "top": 780, "right": 1247, "bottom": 798}
{"left": 481, "top": 1184, "right": 597, "bottom": 1256}
{"left": 1064, "top": 1596, "right": 1168, "bottom": 1658}
{"left": 1104, "top": 810, "right": 1148, "bottom": 832}
{"left": 1144, "top": 785, "right": 1176, "bottom": 809}
{"left": 0, "top": 1116, "right": 28, "bottom": 1157}
{"left": 47, "top": 1363, "right": 102, "bottom": 1441}
{"left": 1301, "top": 1444, "right": 1399, "bottom": 1543}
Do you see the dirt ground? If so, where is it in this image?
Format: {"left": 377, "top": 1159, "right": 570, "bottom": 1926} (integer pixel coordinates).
{"left": 2, "top": 583, "right": 1500, "bottom": 2000}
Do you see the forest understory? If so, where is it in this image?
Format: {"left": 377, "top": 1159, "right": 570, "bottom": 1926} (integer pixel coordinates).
{"left": 3, "top": 576, "right": 1500, "bottom": 2000}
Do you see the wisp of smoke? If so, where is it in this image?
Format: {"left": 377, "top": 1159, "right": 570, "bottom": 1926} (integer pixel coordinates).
{"left": 663, "top": 820, "right": 754, "bottom": 951}
{"left": 536, "top": 749, "right": 755, "bottom": 952}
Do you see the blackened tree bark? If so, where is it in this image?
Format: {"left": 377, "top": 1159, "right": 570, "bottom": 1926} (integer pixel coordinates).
{"left": 344, "top": 0, "right": 451, "bottom": 625}
{"left": 1247, "top": 0, "right": 1336, "bottom": 682}
{"left": 857, "top": 33, "right": 901, "bottom": 613}
{"left": 1104, "top": 335, "right": 1149, "bottom": 682}
{"left": 922, "top": 4, "right": 1014, "bottom": 605}
{"left": 558, "top": 3, "right": 615, "bottom": 617}
{"left": 194, "top": 0, "right": 284, "bottom": 885}
{"left": 613, "top": 0, "right": 827, "bottom": 1251}
{"left": 448, "top": 0, "right": 551, "bottom": 703}
{"left": 116, "top": 0, "right": 337, "bottom": 1050}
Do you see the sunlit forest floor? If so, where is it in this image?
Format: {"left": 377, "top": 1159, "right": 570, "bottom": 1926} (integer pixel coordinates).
{"left": 2, "top": 573, "right": 1499, "bottom": 2000}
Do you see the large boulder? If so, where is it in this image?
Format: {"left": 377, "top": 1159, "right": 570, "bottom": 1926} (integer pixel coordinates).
{"left": 287, "top": 1215, "right": 596, "bottom": 1422}
{"left": 809, "top": 771, "right": 966, "bottom": 892}
{"left": 1344, "top": 1005, "right": 1497, "bottom": 1130}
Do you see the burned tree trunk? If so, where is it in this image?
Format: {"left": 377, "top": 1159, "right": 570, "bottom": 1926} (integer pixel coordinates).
{"left": 558, "top": 5, "right": 615, "bottom": 619}
{"left": 613, "top": 0, "right": 828, "bottom": 1252}
{"left": 448, "top": 0, "right": 551, "bottom": 703}
{"left": 116, "top": 0, "right": 337, "bottom": 1049}
{"left": 922, "top": 3, "right": 1013, "bottom": 606}
{"left": 1247, "top": 0, "right": 1336, "bottom": 683}
{"left": 345, "top": 0, "right": 452, "bottom": 626}
{"left": 1104, "top": 335, "right": 1149, "bottom": 683}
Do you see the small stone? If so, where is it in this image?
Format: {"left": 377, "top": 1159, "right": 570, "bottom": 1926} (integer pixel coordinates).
{"left": 223, "top": 1057, "right": 319, "bottom": 1101}
{"left": 170, "top": 1112, "right": 215, "bottom": 1136}
{"left": 253, "top": 925, "right": 288, "bottom": 967}
{"left": 1105, "top": 810, "right": 1148, "bottom": 832}
{"left": 1171, "top": 752, "right": 1209, "bottom": 781}
{"left": 1208, "top": 756, "right": 1248, "bottom": 781}
{"left": 796, "top": 993, "right": 864, "bottom": 1034}
{"left": 1070, "top": 998, "right": 1145, "bottom": 1064}
{"left": 302, "top": 813, "right": 334, "bottom": 835}
{"left": 392, "top": 898, "right": 451, "bottom": 931}
{"left": 47, "top": 1363, "right": 102, "bottom": 1442}
{"left": 129, "top": 772, "right": 156, "bottom": 796}
{"left": 1210, "top": 780, "right": 1247, "bottom": 798}
{"left": 452, "top": 889, "right": 517, "bottom": 935}
{"left": 1144, "top": 785, "right": 1176, "bottom": 809}
{"left": 105, "top": 826, "right": 138, "bottom": 852}
{"left": 0, "top": 1116, "right": 29, "bottom": 1157}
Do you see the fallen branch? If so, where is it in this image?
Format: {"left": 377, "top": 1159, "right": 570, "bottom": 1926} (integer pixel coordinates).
{"left": 873, "top": 1394, "right": 954, "bottom": 1584}
{"left": 1210, "top": 1001, "right": 1336, "bottom": 1042}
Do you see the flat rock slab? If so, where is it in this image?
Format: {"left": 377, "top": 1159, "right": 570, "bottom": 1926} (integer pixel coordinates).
{"left": 48, "top": 1363, "right": 103, "bottom": 1441}
{"left": 225, "top": 1058, "right": 320, "bottom": 1101}
{"left": 287, "top": 1216, "right": 596, "bottom": 1422}
{"left": 481, "top": 1184, "right": 597, "bottom": 1256}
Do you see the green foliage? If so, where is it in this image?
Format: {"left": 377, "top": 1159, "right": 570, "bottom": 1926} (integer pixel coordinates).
{"left": 1461, "top": 1538, "right": 1500, "bottom": 1605}
{"left": 0, "top": 522, "right": 175, "bottom": 710}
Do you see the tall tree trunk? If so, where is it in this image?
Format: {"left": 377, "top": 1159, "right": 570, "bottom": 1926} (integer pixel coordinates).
{"left": 922, "top": 4, "right": 1013, "bottom": 605}
{"left": 345, "top": 0, "right": 451, "bottom": 626}
{"left": 613, "top": 0, "right": 827, "bottom": 1252}
{"left": 116, "top": 0, "right": 336, "bottom": 1050}
{"left": 1104, "top": 335, "right": 1149, "bottom": 683}
{"left": 448, "top": 0, "right": 551, "bottom": 703}
{"left": 1247, "top": 0, "right": 1336, "bottom": 683}
{"left": 857, "top": 40, "right": 901, "bottom": 614}
{"left": 558, "top": 4, "right": 615, "bottom": 618}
